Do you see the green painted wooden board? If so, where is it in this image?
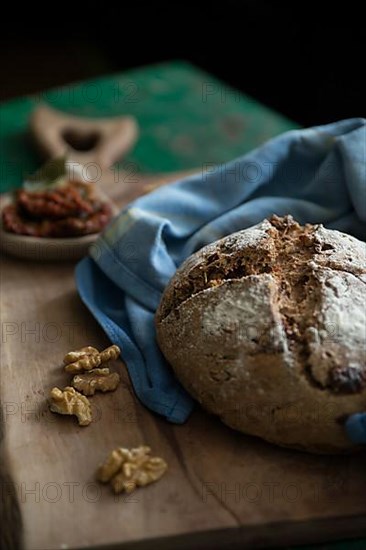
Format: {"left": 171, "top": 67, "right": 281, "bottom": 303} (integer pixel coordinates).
{"left": 0, "top": 61, "right": 297, "bottom": 193}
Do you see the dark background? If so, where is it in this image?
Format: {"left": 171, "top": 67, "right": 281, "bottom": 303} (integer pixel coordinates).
{"left": 1, "top": 1, "right": 364, "bottom": 126}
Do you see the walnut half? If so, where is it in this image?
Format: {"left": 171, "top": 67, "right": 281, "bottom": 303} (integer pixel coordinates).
{"left": 64, "top": 345, "right": 120, "bottom": 373}
{"left": 63, "top": 346, "right": 99, "bottom": 365}
{"left": 96, "top": 446, "right": 167, "bottom": 494}
{"left": 49, "top": 386, "right": 92, "bottom": 426}
{"left": 72, "top": 368, "right": 120, "bottom": 396}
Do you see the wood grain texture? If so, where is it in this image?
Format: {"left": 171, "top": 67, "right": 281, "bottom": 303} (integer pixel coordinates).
{"left": 0, "top": 411, "right": 23, "bottom": 549}
{"left": 1, "top": 176, "right": 366, "bottom": 550}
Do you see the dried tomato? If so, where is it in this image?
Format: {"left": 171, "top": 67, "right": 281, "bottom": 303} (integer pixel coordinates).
{"left": 2, "top": 182, "right": 113, "bottom": 238}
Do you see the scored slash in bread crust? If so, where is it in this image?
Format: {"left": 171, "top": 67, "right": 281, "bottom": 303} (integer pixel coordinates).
{"left": 155, "top": 216, "right": 366, "bottom": 453}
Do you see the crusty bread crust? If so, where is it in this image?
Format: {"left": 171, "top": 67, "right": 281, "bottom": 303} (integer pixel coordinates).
{"left": 155, "top": 216, "right": 366, "bottom": 453}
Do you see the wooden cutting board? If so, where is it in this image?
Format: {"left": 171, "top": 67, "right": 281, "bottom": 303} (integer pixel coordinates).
{"left": 2, "top": 62, "right": 364, "bottom": 550}
{"left": 1, "top": 173, "right": 366, "bottom": 550}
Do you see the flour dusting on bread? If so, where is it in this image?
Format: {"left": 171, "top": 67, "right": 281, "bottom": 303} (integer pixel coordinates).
{"left": 156, "top": 216, "right": 366, "bottom": 453}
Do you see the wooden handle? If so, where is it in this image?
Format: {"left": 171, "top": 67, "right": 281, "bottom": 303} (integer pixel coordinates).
{"left": 29, "top": 105, "right": 139, "bottom": 170}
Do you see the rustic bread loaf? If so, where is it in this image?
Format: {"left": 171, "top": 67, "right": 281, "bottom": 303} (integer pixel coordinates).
{"left": 155, "top": 215, "right": 366, "bottom": 453}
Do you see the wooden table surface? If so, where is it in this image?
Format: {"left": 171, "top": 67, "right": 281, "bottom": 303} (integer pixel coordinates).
{"left": 1, "top": 171, "right": 366, "bottom": 550}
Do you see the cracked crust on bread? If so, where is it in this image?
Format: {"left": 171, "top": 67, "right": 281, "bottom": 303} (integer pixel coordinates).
{"left": 155, "top": 216, "right": 366, "bottom": 453}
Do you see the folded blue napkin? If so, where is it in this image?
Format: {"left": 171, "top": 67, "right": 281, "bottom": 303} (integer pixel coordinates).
{"left": 76, "top": 118, "right": 366, "bottom": 442}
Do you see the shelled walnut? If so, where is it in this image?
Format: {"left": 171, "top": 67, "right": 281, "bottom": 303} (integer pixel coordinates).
{"left": 49, "top": 386, "right": 92, "bottom": 426}
{"left": 72, "top": 368, "right": 120, "bottom": 396}
{"left": 63, "top": 346, "right": 99, "bottom": 365}
{"left": 96, "top": 446, "right": 167, "bottom": 494}
{"left": 64, "top": 344, "right": 120, "bottom": 373}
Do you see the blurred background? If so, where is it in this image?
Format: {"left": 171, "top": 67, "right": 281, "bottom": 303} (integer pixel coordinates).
{"left": 1, "top": 1, "right": 364, "bottom": 126}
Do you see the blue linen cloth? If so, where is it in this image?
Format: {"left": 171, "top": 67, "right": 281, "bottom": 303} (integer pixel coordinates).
{"left": 75, "top": 118, "right": 366, "bottom": 442}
